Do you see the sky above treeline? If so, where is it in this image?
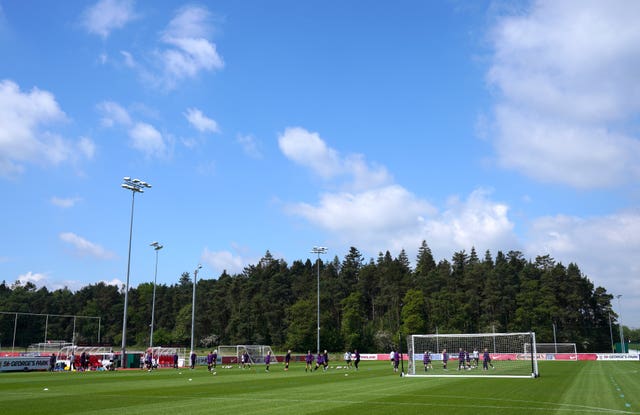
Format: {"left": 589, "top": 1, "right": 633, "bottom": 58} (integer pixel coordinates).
{"left": 1, "top": 0, "right": 639, "bottom": 328}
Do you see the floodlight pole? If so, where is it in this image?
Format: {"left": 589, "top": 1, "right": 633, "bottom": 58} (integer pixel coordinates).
{"left": 616, "top": 295, "right": 625, "bottom": 352}
{"left": 399, "top": 301, "right": 404, "bottom": 377}
{"left": 608, "top": 313, "right": 615, "bottom": 352}
{"left": 190, "top": 264, "right": 202, "bottom": 356}
{"left": 311, "top": 247, "right": 327, "bottom": 355}
{"left": 149, "top": 242, "right": 163, "bottom": 349}
{"left": 121, "top": 177, "right": 151, "bottom": 368}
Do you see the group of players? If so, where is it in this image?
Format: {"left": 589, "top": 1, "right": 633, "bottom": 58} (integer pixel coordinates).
{"left": 192, "top": 348, "right": 496, "bottom": 373}
{"left": 422, "top": 347, "right": 495, "bottom": 371}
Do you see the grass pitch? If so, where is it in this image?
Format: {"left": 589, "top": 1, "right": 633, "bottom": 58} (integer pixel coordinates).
{"left": 0, "top": 360, "right": 638, "bottom": 414}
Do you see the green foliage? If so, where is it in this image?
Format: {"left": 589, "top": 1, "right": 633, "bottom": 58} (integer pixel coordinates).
{"left": 0, "top": 241, "right": 620, "bottom": 352}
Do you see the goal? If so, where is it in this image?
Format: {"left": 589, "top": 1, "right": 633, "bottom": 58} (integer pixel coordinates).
{"left": 217, "top": 345, "right": 277, "bottom": 365}
{"left": 526, "top": 342, "right": 577, "bottom": 360}
{"left": 406, "top": 332, "right": 539, "bottom": 378}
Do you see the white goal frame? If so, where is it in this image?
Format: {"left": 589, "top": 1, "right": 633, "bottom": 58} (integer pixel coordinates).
{"left": 406, "top": 332, "right": 539, "bottom": 378}
{"left": 217, "top": 345, "right": 277, "bottom": 365}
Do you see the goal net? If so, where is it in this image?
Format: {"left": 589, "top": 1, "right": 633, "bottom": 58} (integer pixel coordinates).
{"left": 217, "top": 345, "right": 277, "bottom": 366}
{"left": 406, "top": 332, "right": 539, "bottom": 378}
{"left": 525, "top": 343, "right": 577, "bottom": 360}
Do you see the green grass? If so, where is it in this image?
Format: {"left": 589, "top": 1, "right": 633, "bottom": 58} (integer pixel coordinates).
{"left": 0, "top": 361, "right": 638, "bottom": 414}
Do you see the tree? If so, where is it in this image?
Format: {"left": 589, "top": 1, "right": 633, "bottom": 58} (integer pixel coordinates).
{"left": 401, "top": 289, "right": 427, "bottom": 335}
{"left": 285, "top": 299, "right": 316, "bottom": 351}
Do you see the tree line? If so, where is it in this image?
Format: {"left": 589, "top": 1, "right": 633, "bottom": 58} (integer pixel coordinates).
{"left": 0, "top": 241, "right": 628, "bottom": 352}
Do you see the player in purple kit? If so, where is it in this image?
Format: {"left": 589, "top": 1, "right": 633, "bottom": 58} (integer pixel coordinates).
{"left": 305, "top": 350, "right": 314, "bottom": 372}
{"left": 207, "top": 351, "right": 214, "bottom": 372}
{"left": 353, "top": 349, "right": 360, "bottom": 370}
{"left": 314, "top": 352, "right": 324, "bottom": 371}
{"left": 483, "top": 348, "right": 494, "bottom": 370}
{"left": 212, "top": 349, "right": 218, "bottom": 370}
{"left": 265, "top": 351, "right": 272, "bottom": 372}
{"left": 323, "top": 350, "right": 329, "bottom": 371}
{"left": 457, "top": 348, "right": 465, "bottom": 370}
{"left": 423, "top": 351, "right": 432, "bottom": 371}
{"left": 284, "top": 350, "right": 291, "bottom": 371}
{"left": 442, "top": 348, "right": 448, "bottom": 370}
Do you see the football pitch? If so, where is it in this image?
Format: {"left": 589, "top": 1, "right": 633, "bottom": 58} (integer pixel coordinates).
{"left": 0, "top": 361, "right": 638, "bottom": 414}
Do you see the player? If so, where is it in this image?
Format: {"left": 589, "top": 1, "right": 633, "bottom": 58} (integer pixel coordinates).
{"left": 305, "top": 350, "right": 314, "bottom": 372}
{"left": 241, "top": 351, "right": 250, "bottom": 369}
{"left": 423, "top": 351, "right": 432, "bottom": 372}
{"left": 212, "top": 349, "right": 218, "bottom": 370}
{"left": 265, "top": 351, "right": 272, "bottom": 372}
{"left": 457, "top": 348, "right": 465, "bottom": 371}
{"left": 284, "top": 349, "right": 291, "bottom": 371}
{"left": 442, "top": 349, "right": 448, "bottom": 370}
{"left": 472, "top": 348, "right": 479, "bottom": 368}
{"left": 483, "top": 348, "right": 494, "bottom": 370}
{"left": 49, "top": 353, "right": 56, "bottom": 372}
{"left": 314, "top": 351, "right": 324, "bottom": 371}
{"left": 323, "top": 350, "right": 329, "bottom": 371}
{"left": 390, "top": 349, "right": 396, "bottom": 368}
{"left": 207, "top": 351, "right": 215, "bottom": 372}
{"left": 353, "top": 349, "right": 360, "bottom": 370}
{"left": 190, "top": 351, "right": 196, "bottom": 370}
{"left": 465, "top": 350, "right": 471, "bottom": 369}
{"left": 344, "top": 351, "right": 351, "bottom": 369}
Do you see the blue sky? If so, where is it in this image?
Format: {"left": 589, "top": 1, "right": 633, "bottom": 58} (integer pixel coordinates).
{"left": 1, "top": 0, "right": 639, "bottom": 328}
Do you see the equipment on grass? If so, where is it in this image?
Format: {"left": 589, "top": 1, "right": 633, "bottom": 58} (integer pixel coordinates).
{"left": 406, "top": 332, "right": 539, "bottom": 378}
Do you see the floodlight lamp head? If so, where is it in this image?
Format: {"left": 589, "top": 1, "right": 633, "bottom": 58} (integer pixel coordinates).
{"left": 123, "top": 176, "right": 131, "bottom": 181}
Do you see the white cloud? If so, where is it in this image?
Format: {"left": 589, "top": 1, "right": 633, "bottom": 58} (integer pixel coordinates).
{"left": 78, "top": 136, "right": 96, "bottom": 159}
{"left": 202, "top": 247, "right": 247, "bottom": 275}
{"left": 0, "top": 80, "right": 92, "bottom": 176}
{"left": 98, "top": 101, "right": 167, "bottom": 158}
{"left": 424, "top": 189, "right": 518, "bottom": 256}
{"left": 526, "top": 210, "right": 640, "bottom": 325}
{"left": 278, "top": 126, "right": 391, "bottom": 190}
{"left": 158, "top": 6, "right": 224, "bottom": 88}
{"left": 488, "top": 0, "right": 640, "bottom": 189}
{"left": 18, "top": 271, "right": 48, "bottom": 285}
{"left": 59, "top": 232, "right": 115, "bottom": 259}
{"left": 236, "top": 133, "right": 262, "bottom": 158}
{"left": 185, "top": 108, "right": 219, "bottom": 133}
{"left": 97, "top": 100, "right": 132, "bottom": 127}
{"left": 81, "top": 0, "right": 137, "bottom": 38}
{"left": 493, "top": 106, "right": 640, "bottom": 188}
{"left": 120, "top": 50, "right": 136, "bottom": 68}
{"left": 129, "top": 122, "right": 165, "bottom": 157}
{"left": 51, "top": 196, "right": 82, "bottom": 208}
{"left": 280, "top": 127, "right": 516, "bottom": 258}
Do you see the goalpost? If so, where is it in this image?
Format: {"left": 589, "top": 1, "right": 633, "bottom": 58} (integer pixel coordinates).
{"left": 217, "top": 345, "right": 277, "bottom": 365}
{"left": 406, "top": 332, "right": 539, "bottom": 378}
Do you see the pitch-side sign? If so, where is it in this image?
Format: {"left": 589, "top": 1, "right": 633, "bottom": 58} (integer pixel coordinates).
{"left": 596, "top": 353, "right": 640, "bottom": 361}
{"left": 0, "top": 356, "right": 50, "bottom": 372}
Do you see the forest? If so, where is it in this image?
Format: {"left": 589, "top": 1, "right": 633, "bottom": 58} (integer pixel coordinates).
{"left": 0, "top": 241, "right": 629, "bottom": 352}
